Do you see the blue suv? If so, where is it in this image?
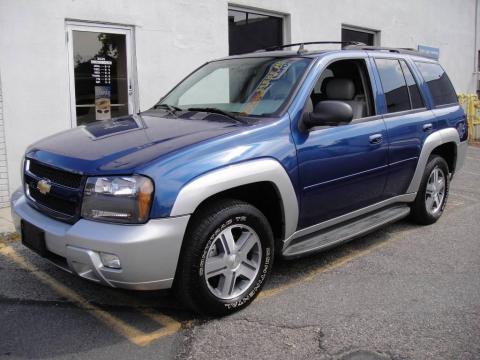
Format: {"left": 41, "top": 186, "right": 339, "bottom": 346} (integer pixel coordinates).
{"left": 12, "top": 43, "right": 468, "bottom": 315}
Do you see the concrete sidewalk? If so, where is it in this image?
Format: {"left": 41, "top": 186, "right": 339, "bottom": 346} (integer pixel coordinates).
{"left": 0, "top": 207, "right": 15, "bottom": 234}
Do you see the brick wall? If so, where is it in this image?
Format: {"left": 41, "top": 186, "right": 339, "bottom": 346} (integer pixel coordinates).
{"left": 0, "top": 74, "right": 9, "bottom": 208}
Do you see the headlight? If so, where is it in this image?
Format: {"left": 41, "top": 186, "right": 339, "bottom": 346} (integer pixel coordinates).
{"left": 81, "top": 175, "right": 154, "bottom": 224}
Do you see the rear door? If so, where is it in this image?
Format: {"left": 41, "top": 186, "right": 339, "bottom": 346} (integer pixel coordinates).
{"left": 372, "top": 56, "right": 436, "bottom": 197}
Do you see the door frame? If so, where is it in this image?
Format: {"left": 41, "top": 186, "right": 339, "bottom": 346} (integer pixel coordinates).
{"left": 65, "top": 20, "right": 138, "bottom": 127}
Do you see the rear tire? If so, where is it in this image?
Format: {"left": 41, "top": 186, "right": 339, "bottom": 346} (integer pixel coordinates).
{"left": 410, "top": 155, "right": 449, "bottom": 225}
{"left": 174, "top": 199, "right": 274, "bottom": 316}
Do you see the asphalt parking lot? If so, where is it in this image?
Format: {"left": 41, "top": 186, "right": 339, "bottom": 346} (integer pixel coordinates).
{"left": 1, "top": 147, "right": 479, "bottom": 360}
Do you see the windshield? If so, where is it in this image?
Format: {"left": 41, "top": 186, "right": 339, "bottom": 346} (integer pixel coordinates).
{"left": 158, "top": 57, "right": 311, "bottom": 116}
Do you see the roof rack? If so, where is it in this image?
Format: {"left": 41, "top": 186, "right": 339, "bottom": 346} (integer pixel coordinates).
{"left": 343, "top": 45, "right": 436, "bottom": 59}
{"left": 259, "top": 41, "right": 366, "bottom": 54}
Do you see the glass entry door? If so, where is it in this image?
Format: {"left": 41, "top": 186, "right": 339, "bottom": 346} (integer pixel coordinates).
{"left": 66, "top": 22, "right": 136, "bottom": 126}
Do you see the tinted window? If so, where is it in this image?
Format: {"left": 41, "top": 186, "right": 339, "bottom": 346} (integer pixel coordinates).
{"left": 228, "top": 10, "right": 283, "bottom": 55}
{"left": 375, "top": 59, "right": 410, "bottom": 113}
{"left": 341, "top": 28, "right": 375, "bottom": 47}
{"left": 400, "top": 60, "right": 424, "bottom": 109}
{"left": 415, "top": 62, "right": 457, "bottom": 106}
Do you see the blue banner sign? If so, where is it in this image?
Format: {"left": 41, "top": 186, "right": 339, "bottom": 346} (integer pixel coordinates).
{"left": 417, "top": 45, "right": 440, "bottom": 60}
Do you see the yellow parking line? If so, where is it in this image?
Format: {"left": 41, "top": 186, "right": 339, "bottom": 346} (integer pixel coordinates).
{"left": 130, "top": 312, "right": 182, "bottom": 346}
{"left": 0, "top": 243, "right": 181, "bottom": 346}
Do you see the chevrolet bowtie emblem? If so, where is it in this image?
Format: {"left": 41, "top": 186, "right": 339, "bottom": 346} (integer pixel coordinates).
{"left": 37, "top": 179, "right": 52, "bottom": 195}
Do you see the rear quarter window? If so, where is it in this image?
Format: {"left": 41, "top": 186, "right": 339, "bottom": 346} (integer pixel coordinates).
{"left": 375, "top": 58, "right": 411, "bottom": 113}
{"left": 415, "top": 62, "right": 458, "bottom": 106}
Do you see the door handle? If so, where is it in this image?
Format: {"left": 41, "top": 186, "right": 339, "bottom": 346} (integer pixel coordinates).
{"left": 369, "top": 134, "right": 383, "bottom": 145}
{"left": 423, "top": 123, "right": 433, "bottom": 132}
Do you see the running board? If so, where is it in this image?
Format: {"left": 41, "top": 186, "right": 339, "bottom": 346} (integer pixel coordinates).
{"left": 282, "top": 205, "right": 411, "bottom": 259}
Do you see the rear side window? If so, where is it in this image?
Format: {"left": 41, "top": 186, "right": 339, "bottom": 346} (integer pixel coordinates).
{"left": 375, "top": 59, "right": 411, "bottom": 113}
{"left": 415, "top": 62, "right": 458, "bottom": 106}
{"left": 399, "top": 60, "right": 424, "bottom": 109}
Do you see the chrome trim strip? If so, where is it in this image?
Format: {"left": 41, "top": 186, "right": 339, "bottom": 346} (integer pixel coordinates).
{"left": 433, "top": 103, "right": 460, "bottom": 110}
{"left": 283, "top": 193, "right": 416, "bottom": 249}
{"left": 170, "top": 158, "right": 299, "bottom": 239}
{"left": 382, "top": 107, "right": 428, "bottom": 119}
{"left": 304, "top": 164, "right": 388, "bottom": 191}
{"left": 389, "top": 156, "right": 418, "bottom": 166}
{"left": 406, "top": 127, "right": 460, "bottom": 193}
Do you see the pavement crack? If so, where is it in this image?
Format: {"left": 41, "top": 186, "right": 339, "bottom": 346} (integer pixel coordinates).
{"left": 233, "top": 316, "right": 324, "bottom": 332}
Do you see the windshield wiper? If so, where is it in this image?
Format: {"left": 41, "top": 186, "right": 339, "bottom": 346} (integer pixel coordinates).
{"left": 153, "top": 103, "right": 182, "bottom": 116}
{"left": 187, "top": 107, "right": 247, "bottom": 124}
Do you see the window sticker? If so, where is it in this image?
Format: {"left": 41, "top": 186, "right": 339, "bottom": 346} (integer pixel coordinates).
{"left": 241, "top": 59, "right": 293, "bottom": 114}
{"left": 94, "top": 86, "right": 112, "bottom": 120}
{"left": 92, "top": 57, "right": 113, "bottom": 120}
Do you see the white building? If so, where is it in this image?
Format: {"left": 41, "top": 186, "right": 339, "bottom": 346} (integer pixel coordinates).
{"left": 0, "top": 0, "right": 479, "bottom": 207}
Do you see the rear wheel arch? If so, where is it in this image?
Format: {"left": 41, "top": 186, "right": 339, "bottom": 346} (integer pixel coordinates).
{"left": 430, "top": 142, "right": 457, "bottom": 174}
{"left": 406, "top": 128, "right": 460, "bottom": 193}
{"left": 170, "top": 158, "right": 299, "bottom": 240}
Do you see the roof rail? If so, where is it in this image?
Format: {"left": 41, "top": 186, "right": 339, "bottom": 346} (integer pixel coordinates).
{"left": 259, "top": 41, "right": 366, "bottom": 54}
{"left": 343, "top": 45, "right": 436, "bottom": 59}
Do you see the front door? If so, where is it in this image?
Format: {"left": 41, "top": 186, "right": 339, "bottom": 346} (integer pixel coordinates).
{"left": 295, "top": 58, "right": 389, "bottom": 229}
{"left": 66, "top": 22, "right": 136, "bottom": 126}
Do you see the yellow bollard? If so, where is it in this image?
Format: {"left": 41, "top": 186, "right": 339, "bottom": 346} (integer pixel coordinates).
{"left": 458, "top": 93, "right": 480, "bottom": 144}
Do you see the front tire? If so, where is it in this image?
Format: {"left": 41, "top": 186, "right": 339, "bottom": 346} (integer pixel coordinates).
{"left": 174, "top": 199, "right": 274, "bottom": 316}
{"left": 410, "top": 155, "right": 450, "bottom": 225}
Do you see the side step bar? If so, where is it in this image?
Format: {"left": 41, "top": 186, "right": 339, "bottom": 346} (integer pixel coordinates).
{"left": 282, "top": 205, "right": 411, "bottom": 259}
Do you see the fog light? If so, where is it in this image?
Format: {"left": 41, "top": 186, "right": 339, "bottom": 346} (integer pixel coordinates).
{"left": 99, "top": 252, "right": 121, "bottom": 269}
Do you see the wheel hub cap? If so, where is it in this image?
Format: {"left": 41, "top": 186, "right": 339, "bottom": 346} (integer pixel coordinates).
{"left": 425, "top": 167, "right": 446, "bottom": 215}
{"left": 226, "top": 254, "right": 240, "bottom": 269}
{"left": 204, "top": 224, "right": 262, "bottom": 300}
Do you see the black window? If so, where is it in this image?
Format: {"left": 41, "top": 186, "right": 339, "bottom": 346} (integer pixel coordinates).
{"left": 341, "top": 28, "right": 375, "bottom": 47}
{"left": 415, "top": 62, "right": 458, "bottom": 106}
{"left": 399, "top": 60, "right": 424, "bottom": 109}
{"left": 375, "top": 59, "right": 411, "bottom": 113}
{"left": 228, "top": 9, "right": 283, "bottom": 55}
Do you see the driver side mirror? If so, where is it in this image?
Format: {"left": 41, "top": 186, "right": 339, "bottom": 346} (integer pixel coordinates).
{"left": 300, "top": 100, "right": 353, "bottom": 132}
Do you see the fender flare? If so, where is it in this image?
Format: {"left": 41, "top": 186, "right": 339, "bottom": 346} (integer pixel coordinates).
{"left": 406, "top": 127, "right": 460, "bottom": 193}
{"left": 170, "top": 158, "right": 299, "bottom": 239}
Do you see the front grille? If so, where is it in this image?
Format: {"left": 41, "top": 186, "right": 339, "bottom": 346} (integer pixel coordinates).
{"left": 24, "top": 159, "right": 84, "bottom": 223}
{"left": 28, "top": 186, "right": 77, "bottom": 216}
{"left": 28, "top": 161, "right": 82, "bottom": 188}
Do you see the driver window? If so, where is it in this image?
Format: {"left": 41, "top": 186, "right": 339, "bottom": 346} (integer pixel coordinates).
{"left": 309, "top": 59, "right": 375, "bottom": 120}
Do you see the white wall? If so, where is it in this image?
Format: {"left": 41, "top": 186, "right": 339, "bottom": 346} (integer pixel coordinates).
{"left": 233, "top": 0, "right": 478, "bottom": 92}
{"left": 0, "top": 0, "right": 478, "bottom": 197}
{"left": 0, "top": 72, "right": 9, "bottom": 207}
{"left": 0, "top": 0, "right": 229, "bottom": 196}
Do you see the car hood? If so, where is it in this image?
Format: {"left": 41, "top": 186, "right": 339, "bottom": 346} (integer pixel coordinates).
{"left": 26, "top": 113, "right": 245, "bottom": 175}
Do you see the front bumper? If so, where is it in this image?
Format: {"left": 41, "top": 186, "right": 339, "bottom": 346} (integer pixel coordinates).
{"left": 11, "top": 189, "right": 190, "bottom": 290}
